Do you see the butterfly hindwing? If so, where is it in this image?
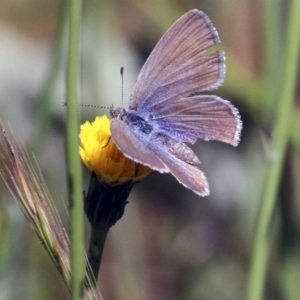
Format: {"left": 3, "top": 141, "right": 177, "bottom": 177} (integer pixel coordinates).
{"left": 148, "top": 95, "right": 242, "bottom": 145}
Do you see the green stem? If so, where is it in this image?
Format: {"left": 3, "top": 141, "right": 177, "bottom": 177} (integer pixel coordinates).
{"left": 31, "top": 1, "right": 67, "bottom": 153}
{"left": 86, "top": 225, "right": 109, "bottom": 285}
{"left": 66, "top": 0, "right": 84, "bottom": 299}
{"left": 246, "top": 1, "right": 300, "bottom": 300}
{"left": 261, "top": 0, "right": 281, "bottom": 123}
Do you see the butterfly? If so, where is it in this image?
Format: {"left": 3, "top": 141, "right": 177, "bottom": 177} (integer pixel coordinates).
{"left": 109, "top": 9, "right": 242, "bottom": 196}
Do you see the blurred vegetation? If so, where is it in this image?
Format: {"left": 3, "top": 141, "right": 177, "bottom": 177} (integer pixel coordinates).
{"left": 0, "top": 0, "right": 300, "bottom": 299}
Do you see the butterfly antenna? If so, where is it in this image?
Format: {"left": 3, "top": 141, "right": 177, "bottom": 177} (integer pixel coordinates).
{"left": 120, "top": 66, "right": 124, "bottom": 107}
{"left": 61, "top": 102, "right": 110, "bottom": 109}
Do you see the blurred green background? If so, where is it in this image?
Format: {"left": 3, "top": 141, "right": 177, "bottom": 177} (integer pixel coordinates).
{"left": 1, "top": 0, "right": 300, "bottom": 299}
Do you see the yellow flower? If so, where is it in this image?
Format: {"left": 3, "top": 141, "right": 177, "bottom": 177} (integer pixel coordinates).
{"left": 79, "top": 115, "right": 153, "bottom": 185}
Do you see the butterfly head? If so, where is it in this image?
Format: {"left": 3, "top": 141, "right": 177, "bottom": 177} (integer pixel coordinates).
{"left": 109, "top": 105, "right": 127, "bottom": 119}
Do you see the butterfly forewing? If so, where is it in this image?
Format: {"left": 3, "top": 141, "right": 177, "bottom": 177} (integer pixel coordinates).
{"left": 129, "top": 10, "right": 225, "bottom": 112}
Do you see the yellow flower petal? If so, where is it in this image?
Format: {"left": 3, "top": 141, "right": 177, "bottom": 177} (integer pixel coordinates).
{"left": 79, "top": 115, "right": 153, "bottom": 185}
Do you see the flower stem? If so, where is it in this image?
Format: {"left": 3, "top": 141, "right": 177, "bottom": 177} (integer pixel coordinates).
{"left": 83, "top": 173, "right": 134, "bottom": 285}
{"left": 86, "top": 225, "right": 109, "bottom": 284}
{"left": 246, "top": 0, "right": 300, "bottom": 299}
{"left": 66, "top": 0, "right": 84, "bottom": 299}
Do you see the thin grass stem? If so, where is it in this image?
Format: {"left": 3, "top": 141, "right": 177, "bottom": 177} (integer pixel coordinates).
{"left": 246, "top": 0, "right": 300, "bottom": 299}
{"left": 66, "top": 0, "right": 84, "bottom": 299}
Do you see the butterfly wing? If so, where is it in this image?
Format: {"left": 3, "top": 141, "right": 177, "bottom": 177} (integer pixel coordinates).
{"left": 111, "top": 118, "right": 209, "bottom": 196}
{"left": 148, "top": 141, "right": 209, "bottom": 196}
{"left": 149, "top": 95, "right": 242, "bottom": 145}
{"left": 129, "top": 9, "right": 225, "bottom": 112}
{"left": 110, "top": 118, "right": 168, "bottom": 172}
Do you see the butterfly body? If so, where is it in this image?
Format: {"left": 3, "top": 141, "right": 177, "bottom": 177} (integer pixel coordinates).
{"left": 110, "top": 10, "right": 242, "bottom": 196}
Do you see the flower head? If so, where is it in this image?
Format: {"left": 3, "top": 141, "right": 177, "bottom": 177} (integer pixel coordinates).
{"left": 79, "top": 115, "right": 153, "bottom": 185}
